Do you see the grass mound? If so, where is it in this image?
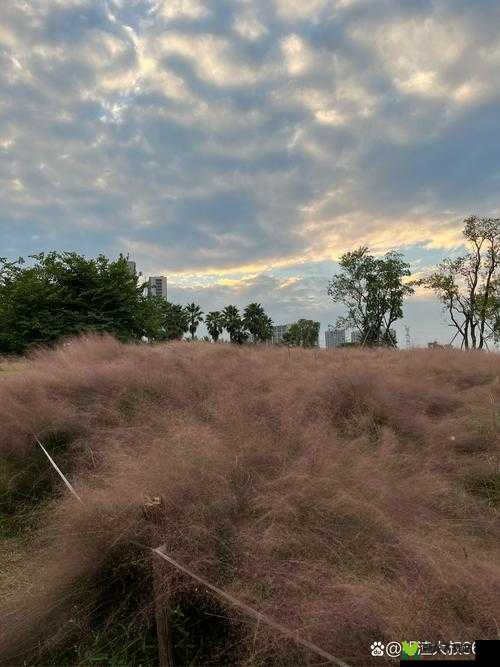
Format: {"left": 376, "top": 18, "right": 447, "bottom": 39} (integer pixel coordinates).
{"left": 0, "top": 335, "right": 499, "bottom": 666}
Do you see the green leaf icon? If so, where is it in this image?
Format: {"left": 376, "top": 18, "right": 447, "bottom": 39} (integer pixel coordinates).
{"left": 402, "top": 641, "right": 419, "bottom": 656}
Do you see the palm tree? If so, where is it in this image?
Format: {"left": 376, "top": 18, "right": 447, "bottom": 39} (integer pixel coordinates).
{"left": 243, "top": 302, "right": 273, "bottom": 343}
{"left": 222, "top": 305, "right": 248, "bottom": 344}
{"left": 184, "top": 302, "right": 204, "bottom": 340}
{"left": 205, "top": 311, "right": 224, "bottom": 342}
{"left": 162, "top": 301, "right": 189, "bottom": 340}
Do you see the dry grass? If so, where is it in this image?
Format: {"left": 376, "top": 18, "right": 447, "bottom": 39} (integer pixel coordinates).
{"left": 0, "top": 335, "right": 499, "bottom": 666}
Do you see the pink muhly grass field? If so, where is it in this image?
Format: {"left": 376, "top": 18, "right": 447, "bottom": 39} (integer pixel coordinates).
{"left": 0, "top": 335, "right": 499, "bottom": 665}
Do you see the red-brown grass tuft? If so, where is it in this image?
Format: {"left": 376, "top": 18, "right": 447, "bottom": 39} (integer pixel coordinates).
{"left": 0, "top": 335, "right": 499, "bottom": 666}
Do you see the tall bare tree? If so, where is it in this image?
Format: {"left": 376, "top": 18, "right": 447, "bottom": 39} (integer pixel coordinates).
{"left": 415, "top": 216, "right": 499, "bottom": 349}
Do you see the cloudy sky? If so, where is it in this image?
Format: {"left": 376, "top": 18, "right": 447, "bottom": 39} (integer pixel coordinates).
{"left": 1, "top": 0, "right": 499, "bottom": 345}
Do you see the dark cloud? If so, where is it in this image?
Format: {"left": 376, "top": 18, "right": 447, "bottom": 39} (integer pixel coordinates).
{"left": 43, "top": 3, "right": 110, "bottom": 43}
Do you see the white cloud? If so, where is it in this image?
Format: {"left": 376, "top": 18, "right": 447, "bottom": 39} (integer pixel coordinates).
{"left": 280, "top": 34, "right": 315, "bottom": 76}
{"left": 350, "top": 16, "right": 466, "bottom": 96}
{"left": 273, "top": 72, "right": 378, "bottom": 129}
{"left": 233, "top": 15, "right": 267, "bottom": 41}
{"left": 159, "top": 0, "right": 209, "bottom": 21}
{"left": 350, "top": 14, "right": 499, "bottom": 107}
{"left": 154, "top": 32, "right": 265, "bottom": 85}
{"left": 0, "top": 24, "right": 20, "bottom": 48}
{"left": 274, "top": 0, "right": 329, "bottom": 21}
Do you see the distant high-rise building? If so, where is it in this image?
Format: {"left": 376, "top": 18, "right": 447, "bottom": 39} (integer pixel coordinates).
{"left": 147, "top": 276, "right": 168, "bottom": 299}
{"left": 126, "top": 260, "right": 136, "bottom": 275}
{"left": 325, "top": 328, "right": 346, "bottom": 348}
{"left": 351, "top": 330, "right": 363, "bottom": 345}
{"left": 271, "top": 324, "right": 291, "bottom": 345}
{"left": 404, "top": 325, "right": 411, "bottom": 349}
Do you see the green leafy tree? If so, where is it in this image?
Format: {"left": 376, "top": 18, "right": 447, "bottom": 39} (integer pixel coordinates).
{"left": 283, "top": 319, "right": 320, "bottom": 347}
{"left": 161, "top": 302, "right": 189, "bottom": 340}
{"left": 205, "top": 311, "right": 224, "bottom": 342}
{"left": 327, "top": 247, "right": 413, "bottom": 347}
{"left": 415, "top": 216, "right": 499, "bottom": 349}
{"left": 184, "top": 302, "right": 204, "bottom": 340}
{"left": 222, "top": 305, "right": 248, "bottom": 344}
{"left": 0, "top": 252, "right": 161, "bottom": 354}
{"left": 243, "top": 303, "right": 273, "bottom": 343}
{"left": 136, "top": 295, "right": 167, "bottom": 341}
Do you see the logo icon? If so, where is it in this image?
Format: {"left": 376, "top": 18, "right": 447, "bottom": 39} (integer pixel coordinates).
{"left": 371, "top": 641, "right": 385, "bottom": 657}
{"left": 386, "top": 641, "right": 402, "bottom": 657}
{"left": 402, "top": 641, "right": 420, "bottom": 660}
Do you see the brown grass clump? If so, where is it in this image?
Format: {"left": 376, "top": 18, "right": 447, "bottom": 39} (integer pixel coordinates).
{"left": 0, "top": 335, "right": 499, "bottom": 666}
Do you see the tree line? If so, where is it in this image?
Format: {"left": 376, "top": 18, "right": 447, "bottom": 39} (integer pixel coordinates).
{"left": 185, "top": 302, "right": 274, "bottom": 344}
{"left": 0, "top": 215, "right": 497, "bottom": 354}
{"left": 0, "top": 252, "right": 321, "bottom": 353}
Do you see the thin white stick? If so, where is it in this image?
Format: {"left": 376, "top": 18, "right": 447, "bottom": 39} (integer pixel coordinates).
{"left": 153, "top": 545, "right": 350, "bottom": 666}
{"left": 35, "top": 436, "right": 83, "bottom": 503}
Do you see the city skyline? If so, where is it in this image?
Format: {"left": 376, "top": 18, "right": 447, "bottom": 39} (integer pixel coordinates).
{"left": 1, "top": 1, "right": 499, "bottom": 347}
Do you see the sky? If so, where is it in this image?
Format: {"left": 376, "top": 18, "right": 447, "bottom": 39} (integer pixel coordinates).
{"left": 1, "top": 0, "right": 499, "bottom": 346}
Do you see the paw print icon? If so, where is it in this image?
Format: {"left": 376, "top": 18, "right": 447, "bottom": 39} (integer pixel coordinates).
{"left": 371, "top": 641, "right": 385, "bottom": 657}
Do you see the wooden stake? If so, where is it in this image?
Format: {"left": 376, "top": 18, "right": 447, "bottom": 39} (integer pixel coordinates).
{"left": 153, "top": 557, "right": 174, "bottom": 667}
{"left": 144, "top": 496, "right": 174, "bottom": 667}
